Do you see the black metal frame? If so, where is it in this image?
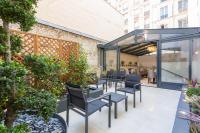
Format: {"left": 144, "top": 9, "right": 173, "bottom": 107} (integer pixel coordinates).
{"left": 66, "top": 85, "right": 112, "bottom": 133}
{"left": 98, "top": 28, "right": 200, "bottom": 90}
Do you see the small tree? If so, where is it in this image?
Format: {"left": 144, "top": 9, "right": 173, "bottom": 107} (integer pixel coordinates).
{"left": 0, "top": 0, "right": 61, "bottom": 130}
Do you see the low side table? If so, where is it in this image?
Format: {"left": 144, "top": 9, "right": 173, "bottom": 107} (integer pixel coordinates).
{"left": 104, "top": 92, "right": 128, "bottom": 119}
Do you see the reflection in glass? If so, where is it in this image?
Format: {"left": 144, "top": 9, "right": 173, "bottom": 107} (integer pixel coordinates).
{"left": 106, "top": 50, "right": 117, "bottom": 71}
{"left": 192, "top": 38, "right": 200, "bottom": 82}
{"left": 161, "top": 40, "right": 189, "bottom": 83}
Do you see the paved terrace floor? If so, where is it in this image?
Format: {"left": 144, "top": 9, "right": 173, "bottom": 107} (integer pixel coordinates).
{"left": 59, "top": 85, "right": 181, "bottom": 133}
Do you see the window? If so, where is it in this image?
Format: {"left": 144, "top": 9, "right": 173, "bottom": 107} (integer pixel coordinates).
{"left": 160, "top": 6, "right": 168, "bottom": 20}
{"left": 144, "top": 24, "right": 150, "bottom": 29}
{"left": 192, "top": 38, "right": 200, "bottom": 82}
{"left": 178, "top": 17, "right": 188, "bottom": 28}
{"left": 161, "top": 40, "right": 190, "bottom": 84}
{"left": 178, "top": 0, "right": 188, "bottom": 12}
{"left": 144, "top": 10, "right": 150, "bottom": 19}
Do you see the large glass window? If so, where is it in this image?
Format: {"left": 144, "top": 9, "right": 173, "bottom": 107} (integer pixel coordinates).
{"left": 161, "top": 40, "right": 190, "bottom": 84}
{"left": 192, "top": 38, "right": 200, "bottom": 82}
{"left": 160, "top": 6, "right": 168, "bottom": 20}
{"left": 178, "top": 0, "right": 188, "bottom": 12}
{"left": 106, "top": 50, "right": 117, "bottom": 71}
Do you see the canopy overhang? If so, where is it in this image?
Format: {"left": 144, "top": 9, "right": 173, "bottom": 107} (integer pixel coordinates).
{"left": 98, "top": 27, "right": 200, "bottom": 56}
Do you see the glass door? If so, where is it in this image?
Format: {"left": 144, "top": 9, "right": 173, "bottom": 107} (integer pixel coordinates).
{"left": 105, "top": 50, "right": 118, "bottom": 71}
{"left": 192, "top": 38, "right": 200, "bottom": 82}
{"left": 160, "top": 40, "right": 190, "bottom": 88}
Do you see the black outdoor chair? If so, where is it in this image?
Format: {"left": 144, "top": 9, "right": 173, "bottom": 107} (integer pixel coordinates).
{"left": 96, "top": 74, "right": 108, "bottom": 92}
{"left": 66, "top": 84, "right": 111, "bottom": 133}
{"left": 116, "top": 74, "right": 142, "bottom": 108}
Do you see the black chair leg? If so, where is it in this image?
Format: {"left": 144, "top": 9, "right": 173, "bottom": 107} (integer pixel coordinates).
{"left": 85, "top": 116, "right": 88, "bottom": 133}
{"left": 140, "top": 89, "right": 142, "bottom": 102}
{"left": 125, "top": 98, "right": 128, "bottom": 112}
{"left": 114, "top": 103, "right": 117, "bottom": 119}
{"left": 133, "top": 93, "right": 136, "bottom": 108}
{"left": 108, "top": 95, "right": 111, "bottom": 128}
{"left": 66, "top": 106, "right": 69, "bottom": 126}
{"left": 106, "top": 82, "right": 108, "bottom": 92}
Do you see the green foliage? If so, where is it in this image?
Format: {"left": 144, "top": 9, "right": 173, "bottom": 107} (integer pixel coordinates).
{"left": 186, "top": 88, "right": 200, "bottom": 97}
{"left": 65, "top": 49, "right": 89, "bottom": 87}
{"left": 0, "top": 124, "right": 30, "bottom": 133}
{"left": 0, "top": 61, "right": 28, "bottom": 121}
{"left": 0, "top": 0, "right": 38, "bottom": 31}
{"left": 16, "top": 89, "right": 57, "bottom": 121}
{"left": 24, "top": 55, "right": 66, "bottom": 96}
{"left": 0, "top": 26, "right": 22, "bottom": 55}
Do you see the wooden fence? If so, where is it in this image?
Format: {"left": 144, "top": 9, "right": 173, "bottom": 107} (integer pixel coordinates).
{"left": 11, "top": 30, "right": 79, "bottom": 62}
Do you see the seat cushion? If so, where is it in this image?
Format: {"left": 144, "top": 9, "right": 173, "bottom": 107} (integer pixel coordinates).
{"left": 87, "top": 100, "right": 108, "bottom": 115}
{"left": 104, "top": 92, "right": 127, "bottom": 103}
{"left": 97, "top": 80, "right": 107, "bottom": 85}
{"left": 117, "top": 87, "right": 140, "bottom": 94}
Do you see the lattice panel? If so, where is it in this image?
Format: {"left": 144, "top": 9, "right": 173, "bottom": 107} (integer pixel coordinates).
{"left": 61, "top": 41, "right": 79, "bottom": 62}
{"left": 11, "top": 31, "right": 35, "bottom": 55}
{"left": 10, "top": 30, "right": 79, "bottom": 63}
{"left": 38, "top": 36, "right": 60, "bottom": 57}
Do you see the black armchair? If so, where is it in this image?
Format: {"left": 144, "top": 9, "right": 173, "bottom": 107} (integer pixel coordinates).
{"left": 116, "top": 74, "right": 142, "bottom": 108}
{"left": 66, "top": 84, "right": 111, "bottom": 133}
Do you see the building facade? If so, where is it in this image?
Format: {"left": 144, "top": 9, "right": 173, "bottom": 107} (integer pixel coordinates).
{"left": 127, "top": 0, "right": 200, "bottom": 32}
{"left": 104, "top": 0, "right": 130, "bottom": 34}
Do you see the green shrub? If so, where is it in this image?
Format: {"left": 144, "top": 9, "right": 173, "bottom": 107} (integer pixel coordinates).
{"left": 0, "top": 124, "right": 30, "bottom": 133}
{"left": 64, "top": 49, "right": 89, "bottom": 88}
{"left": 24, "top": 55, "right": 67, "bottom": 96}
{"left": 186, "top": 88, "right": 200, "bottom": 97}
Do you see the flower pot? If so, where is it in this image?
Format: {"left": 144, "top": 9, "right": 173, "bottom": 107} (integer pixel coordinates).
{"left": 57, "top": 95, "right": 68, "bottom": 113}
{"left": 14, "top": 111, "right": 67, "bottom": 133}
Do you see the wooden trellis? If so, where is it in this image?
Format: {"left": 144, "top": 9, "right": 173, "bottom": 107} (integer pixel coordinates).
{"left": 11, "top": 30, "right": 79, "bottom": 63}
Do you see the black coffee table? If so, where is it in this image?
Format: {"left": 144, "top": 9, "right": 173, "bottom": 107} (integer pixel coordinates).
{"left": 104, "top": 92, "right": 128, "bottom": 119}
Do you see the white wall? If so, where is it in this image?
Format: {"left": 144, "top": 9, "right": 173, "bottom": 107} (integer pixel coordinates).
{"left": 36, "top": 0, "right": 124, "bottom": 41}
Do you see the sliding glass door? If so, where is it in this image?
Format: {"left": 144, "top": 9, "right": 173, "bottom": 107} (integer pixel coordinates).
{"left": 159, "top": 39, "right": 190, "bottom": 89}
{"left": 192, "top": 38, "right": 200, "bottom": 82}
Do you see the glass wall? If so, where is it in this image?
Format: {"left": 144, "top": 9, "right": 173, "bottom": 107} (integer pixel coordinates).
{"left": 106, "top": 50, "right": 117, "bottom": 71}
{"left": 161, "top": 40, "right": 190, "bottom": 84}
{"left": 192, "top": 38, "right": 200, "bottom": 82}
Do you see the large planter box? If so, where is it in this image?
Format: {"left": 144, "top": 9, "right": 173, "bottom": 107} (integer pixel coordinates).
{"left": 88, "top": 87, "right": 103, "bottom": 98}
{"left": 57, "top": 95, "right": 68, "bottom": 113}
{"left": 172, "top": 90, "right": 190, "bottom": 133}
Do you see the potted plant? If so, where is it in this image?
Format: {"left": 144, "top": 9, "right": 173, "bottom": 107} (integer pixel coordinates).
{"left": 0, "top": 1, "right": 66, "bottom": 132}
{"left": 62, "top": 50, "right": 103, "bottom": 98}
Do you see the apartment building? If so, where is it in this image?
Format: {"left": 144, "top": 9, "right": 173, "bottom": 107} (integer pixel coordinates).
{"left": 104, "top": 0, "right": 129, "bottom": 15}
{"left": 104, "top": 0, "right": 130, "bottom": 33}
{"left": 126, "top": 0, "right": 200, "bottom": 32}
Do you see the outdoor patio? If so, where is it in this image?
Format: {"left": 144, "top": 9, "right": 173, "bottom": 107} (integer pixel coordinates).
{"left": 59, "top": 85, "right": 181, "bottom": 133}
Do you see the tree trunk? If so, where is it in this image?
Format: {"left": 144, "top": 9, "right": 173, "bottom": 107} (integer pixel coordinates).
{"left": 5, "top": 106, "right": 16, "bottom": 128}
{"left": 3, "top": 20, "right": 16, "bottom": 128}
{"left": 3, "top": 20, "right": 11, "bottom": 63}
